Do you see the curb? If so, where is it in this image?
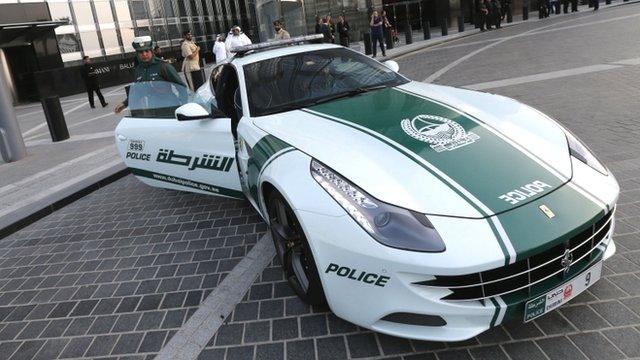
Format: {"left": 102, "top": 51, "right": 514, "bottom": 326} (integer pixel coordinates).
{"left": 0, "top": 164, "right": 130, "bottom": 240}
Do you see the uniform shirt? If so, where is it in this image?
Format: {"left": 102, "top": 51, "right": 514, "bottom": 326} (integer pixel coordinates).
{"left": 123, "top": 56, "right": 185, "bottom": 107}
{"left": 213, "top": 41, "right": 227, "bottom": 63}
{"left": 225, "top": 33, "right": 252, "bottom": 54}
{"left": 81, "top": 63, "right": 99, "bottom": 87}
{"left": 181, "top": 39, "right": 200, "bottom": 72}
{"left": 275, "top": 28, "right": 291, "bottom": 40}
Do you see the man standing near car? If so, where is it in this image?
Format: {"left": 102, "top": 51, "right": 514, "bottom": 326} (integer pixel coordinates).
{"left": 273, "top": 20, "right": 291, "bottom": 39}
{"left": 81, "top": 56, "right": 108, "bottom": 109}
{"left": 337, "top": 15, "right": 350, "bottom": 47}
{"left": 181, "top": 30, "right": 200, "bottom": 91}
{"left": 114, "top": 36, "right": 185, "bottom": 114}
{"left": 370, "top": 10, "right": 386, "bottom": 57}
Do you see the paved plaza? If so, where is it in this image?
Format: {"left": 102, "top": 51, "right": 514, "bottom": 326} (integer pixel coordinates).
{"left": 1, "top": 2, "right": 640, "bottom": 359}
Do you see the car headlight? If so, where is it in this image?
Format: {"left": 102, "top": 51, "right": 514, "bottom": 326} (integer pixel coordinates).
{"left": 565, "top": 131, "right": 607, "bottom": 175}
{"left": 310, "top": 160, "right": 445, "bottom": 252}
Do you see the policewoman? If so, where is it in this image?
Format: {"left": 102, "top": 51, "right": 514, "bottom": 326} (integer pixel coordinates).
{"left": 114, "top": 36, "right": 186, "bottom": 114}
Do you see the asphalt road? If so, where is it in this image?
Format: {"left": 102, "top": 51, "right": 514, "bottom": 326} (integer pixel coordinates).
{"left": 1, "top": 4, "right": 640, "bottom": 359}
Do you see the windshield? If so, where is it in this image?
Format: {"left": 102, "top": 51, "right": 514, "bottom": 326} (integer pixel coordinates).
{"left": 127, "top": 81, "right": 208, "bottom": 118}
{"left": 243, "top": 48, "right": 409, "bottom": 117}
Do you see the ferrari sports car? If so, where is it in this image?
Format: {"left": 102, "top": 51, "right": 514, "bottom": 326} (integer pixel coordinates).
{"left": 115, "top": 35, "right": 619, "bottom": 341}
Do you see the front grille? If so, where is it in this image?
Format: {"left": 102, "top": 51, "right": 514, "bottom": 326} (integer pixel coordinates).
{"left": 416, "top": 209, "right": 614, "bottom": 301}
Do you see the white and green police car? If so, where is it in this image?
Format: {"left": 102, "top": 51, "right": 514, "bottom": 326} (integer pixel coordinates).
{"left": 115, "top": 35, "right": 619, "bottom": 341}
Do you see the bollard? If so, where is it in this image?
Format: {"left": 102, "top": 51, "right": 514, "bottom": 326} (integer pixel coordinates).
{"left": 385, "top": 29, "right": 394, "bottom": 50}
{"left": 458, "top": 15, "right": 465, "bottom": 32}
{"left": 441, "top": 17, "right": 448, "bottom": 36}
{"left": 523, "top": 6, "right": 529, "bottom": 20}
{"left": 190, "top": 69, "right": 206, "bottom": 90}
{"left": 41, "top": 96, "right": 69, "bottom": 142}
{"left": 423, "top": 20, "right": 431, "bottom": 39}
{"left": 405, "top": 21, "right": 413, "bottom": 44}
{"left": 363, "top": 32, "right": 372, "bottom": 55}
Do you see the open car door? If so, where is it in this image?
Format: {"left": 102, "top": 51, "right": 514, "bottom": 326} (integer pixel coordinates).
{"left": 115, "top": 81, "right": 243, "bottom": 199}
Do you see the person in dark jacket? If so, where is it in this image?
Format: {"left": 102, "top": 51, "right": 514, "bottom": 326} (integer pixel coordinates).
{"left": 478, "top": 0, "right": 489, "bottom": 31}
{"left": 491, "top": 0, "right": 502, "bottom": 28}
{"left": 81, "top": 56, "right": 108, "bottom": 109}
{"left": 114, "top": 36, "right": 186, "bottom": 114}
{"left": 370, "top": 10, "right": 386, "bottom": 57}
{"left": 337, "top": 15, "right": 350, "bottom": 47}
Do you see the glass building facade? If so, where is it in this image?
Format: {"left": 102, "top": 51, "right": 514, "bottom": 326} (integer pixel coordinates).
{"left": 0, "top": 0, "right": 259, "bottom": 65}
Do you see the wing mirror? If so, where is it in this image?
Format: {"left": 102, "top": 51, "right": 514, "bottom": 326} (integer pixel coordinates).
{"left": 384, "top": 60, "right": 400, "bottom": 72}
{"left": 175, "top": 103, "right": 227, "bottom": 121}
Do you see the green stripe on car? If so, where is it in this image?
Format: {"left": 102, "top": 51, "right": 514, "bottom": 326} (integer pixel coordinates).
{"left": 247, "top": 135, "right": 293, "bottom": 203}
{"left": 130, "top": 168, "right": 244, "bottom": 198}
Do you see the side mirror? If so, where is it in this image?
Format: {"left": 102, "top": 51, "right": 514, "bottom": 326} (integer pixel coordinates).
{"left": 175, "top": 103, "right": 226, "bottom": 121}
{"left": 384, "top": 60, "right": 400, "bottom": 72}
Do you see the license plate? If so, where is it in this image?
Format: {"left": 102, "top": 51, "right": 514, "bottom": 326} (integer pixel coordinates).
{"left": 524, "top": 261, "right": 602, "bottom": 322}
{"left": 128, "top": 139, "right": 145, "bottom": 152}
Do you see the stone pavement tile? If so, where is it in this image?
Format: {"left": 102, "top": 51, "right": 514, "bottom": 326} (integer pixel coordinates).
{"left": 226, "top": 345, "right": 254, "bottom": 360}
{"left": 215, "top": 323, "right": 244, "bottom": 346}
{"left": 568, "top": 332, "right": 625, "bottom": 360}
{"left": 300, "top": 314, "right": 327, "bottom": 338}
{"left": 63, "top": 317, "right": 94, "bottom": 336}
{"left": 40, "top": 318, "right": 73, "bottom": 338}
{"left": 434, "top": 349, "right": 473, "bottom": 360}
{"left": 16, "top": 320, "right": 49, "bottom": 339}
{"left": 347, "top": 333, "right": 380, "bottom": 358}
{"left": 0, "top": 341, "right": 21, "bottom": 359}
{"left": 327, "top": 314, "right": 358, "bottom": 335}
{"left": 161, "top": 309, "right": 187, "bottom": 329}
{"left": 232, "top": 301, "right": 259, "bottom": 322}
{"left": 502, "top": 319, "right": 544, "bottom": 340}
{"left": 111, "top": 332, "right": 145, "bottom": 355}
{"left": 536, "top": 336, "right": 587, "bottom": 360}
{"left": 272, "top": 317, "right": 299, "bottom": 341}
{"left": 59, "top": 336, "right": 93, "bottom": 358}
{"left": 608, "top": 274, "right": 640, "bottom": 296}
{"left": 603, "top": 327, "right": 640, "bottom": 358}
{"left": 591, "top": 300, "right": 640, "bottom": 326}
{"left": 468, "top": 345, "right": 510, "bottom": 360}
{"left": 559, "top": 305, "right": 610, "bottom": 331}
{"left": 475, "top": 326, "right": 511, "bottom": 344}
{"left": 8, "top": 339, "right": 46, "bottom": 360}
{"left": 32, "top": 338, "right": 69, "bottom": 360}
{"left": 411, "top": 339, "right": 446, "bottom": 352}
{"left": 377, "top": 333, "right": 412, "bottom": 355}
{"left": 285, "top": 297, "right": 311, "bottom": 317}
{"left": 112, "top": 313, "right": 142, "bottom": 333}
{"left": 534, "top": 310, "right": 577, "bottom": 335}
{"left": 316, "top": 336, "right": 348, "bottom": 360}
{"left": 587, "top": 278, "right": 627, "bottom": 300}
{"left": 286, "top": 339, "right": 315, "bottom": 360}
{"left": 255, "top": 342, "right": 284, "bottom": 360}
{"left": 502, "top": 341, "right": 548, "bottom": 360}
{"left": 259, "top": 299, "right": 284, "bottom": 319}
{"left": 404, "top": 353, "right": 437, "bottom": 360}
{"left": 85, "top": 334, "right": 119, "bottom": 357}
{"left": 138, "top": 330, "right": 167, "bottom": 353}
{"left": 244, "top": 320, "right": 270, "bottom": 343}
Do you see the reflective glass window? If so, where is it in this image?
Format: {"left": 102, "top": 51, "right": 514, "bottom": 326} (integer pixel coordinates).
{"left": 101, "top": 28, "right": 121, "bottom": 54}
{"left": 167, "top": 23, "right": 181, "bottom": 40}
{"left": 177, "top": 1, "right": 187, "bottom": 16}
{"left": 200, "top": 0, "right": 210, "bottom": 16}
{"left": 120, "top": 25, "right": 135, "bottom": 51}
{"left": 49, "top": 2, "right": 74, "bottom": 24}
{"left": 148, "top": 0, "right": 164, "bottom": 18}
{"left": 93, "top": 1, "right": 115, "bottom": 23}
{"left": 79, "top": 31, "right": 102, "bottom": 56}
{"left": 164, "top": 0, "right": 176, "bottom": 17}
{"left": 136, "top": 26, "right": 151, "bottom": 36}
{"left": 153, "top": 25, "right": 168, "bottom": 40}
{"left": 72, "top": 2, "right": 95, "bottom": 26}
{"left": 131, "top": 1, "right": 148, "bottom": 20}
{"left": 114, "top": 1, "right": 132, "bottom": 22}
{"left": 56, "top": 33, "right": 81, "bottom": 53}
{"left": 189, "top": 0, "right": 199, "bottom": 16}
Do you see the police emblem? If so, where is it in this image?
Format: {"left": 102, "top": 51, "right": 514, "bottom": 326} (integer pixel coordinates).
{"left": 401, "top": 114, "right": 479, "bottom": 152}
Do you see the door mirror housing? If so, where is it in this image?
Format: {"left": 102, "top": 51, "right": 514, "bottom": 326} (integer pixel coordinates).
{"left": 384, "top": 60, "right": 400, "bottom": 72}
{"left": 175, "top": 103, "right": 227, "bottom": 121}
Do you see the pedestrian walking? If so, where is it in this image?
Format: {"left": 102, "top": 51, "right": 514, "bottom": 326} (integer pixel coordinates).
{"left": 478, "top": 0, "right": 489, "bottom": 31}
{"left": 225, "top": 25, "right": 252, "bottom": 54}
{"left": 180, "top": 30, "right": 201, "bottom": 91}
{"left": 213, "top": 35, "right": 227, "bottom": 63}
{"left": 114, "top": 36, "right": 185, "bottom": 114}
{"left": 337, "top": 15, "right": 350, "bottom": 47}
{"left": 273, "top": 19, "right": 291, "bottom": 39}
{"left": 370, "top": 10, "right": 386, "bottom": 57}
{"left": 491, "top": 0, "right": 502, "bottom": 28}
{"left": 381, "top": 10, "right": 392, "bottom": 45}
{"left": 81, "top": 56, "right": 108, "bottom": 109}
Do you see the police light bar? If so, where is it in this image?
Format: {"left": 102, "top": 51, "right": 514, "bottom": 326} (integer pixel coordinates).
{"left": 229, "top": 34, "right": 325, "bottom": 56}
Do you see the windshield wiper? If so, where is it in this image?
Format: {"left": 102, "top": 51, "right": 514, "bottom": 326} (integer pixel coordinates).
{"left": 310, "top": 84, "right": 388, "bottom": 106}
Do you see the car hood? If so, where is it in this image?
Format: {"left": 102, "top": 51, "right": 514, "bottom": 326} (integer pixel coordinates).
{"left": 253, "top": 81, "right": 572, "bottom": 218}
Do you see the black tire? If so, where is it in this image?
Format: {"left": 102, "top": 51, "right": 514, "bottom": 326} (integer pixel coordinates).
{"left": 267, "top": 190, "right": 327, "bottom": 306}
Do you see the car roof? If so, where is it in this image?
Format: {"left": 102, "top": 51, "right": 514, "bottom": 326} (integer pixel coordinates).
{"left": 230, "top": 43, "right": 343, "bottom": 67}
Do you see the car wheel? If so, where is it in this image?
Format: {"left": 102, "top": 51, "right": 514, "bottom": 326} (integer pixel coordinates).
{"left": 267, "top": 191, "right": 326, "bottom": 306}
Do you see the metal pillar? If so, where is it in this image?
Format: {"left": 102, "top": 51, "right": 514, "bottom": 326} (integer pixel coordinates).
{"left": 0, "top": 50, "right": 27, "bottom": 163}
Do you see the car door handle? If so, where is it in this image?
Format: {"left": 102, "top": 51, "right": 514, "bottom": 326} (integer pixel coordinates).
{"left": 117, "top": 134, "right": 127, "bottom": 141}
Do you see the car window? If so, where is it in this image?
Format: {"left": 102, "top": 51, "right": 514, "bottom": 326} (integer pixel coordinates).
{"left": 243, "top": 48, "right": 409, "bottom": 117}
{"left": 127, "top": 81, "right": 191, "bottom": 118}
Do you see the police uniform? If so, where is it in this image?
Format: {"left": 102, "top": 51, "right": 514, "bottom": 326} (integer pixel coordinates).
{"left": 121, "top": 36, "right": 186, "bottom": 109}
